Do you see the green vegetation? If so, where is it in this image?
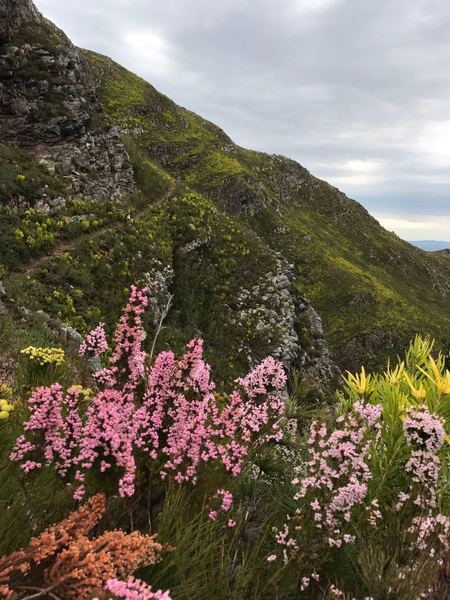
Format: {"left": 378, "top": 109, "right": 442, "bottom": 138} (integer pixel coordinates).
{"left": 0, "top": 145, "right": 66, "bottom": 204}
{"left": 1, "top": 13, "right": 450, "bottom": 395}
{"left": 99, "top": 64, "right": 150, "bottom": 129}
{"left": 122, "top": 136, "right": 174, "bottom": 199}
{"left": 2, "top": 188, "right": 282, "bottom": 381}
{"left": 1, "top": 7, "right": 450, "bottom": 599}
{"left": 184, "top": 150, "right": 249, "bottom": 188}
{"left": 11, "top": 17, "right": 69, "bottom": 53}
{"left": 82, "top": 50, "right": 450, "bottom": 373}
{"left": 1, "top": 294, "right": 449, "bottom": 598}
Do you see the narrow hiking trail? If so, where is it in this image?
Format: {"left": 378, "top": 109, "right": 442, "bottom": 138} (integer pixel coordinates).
{"left": 0, "top": 179, "right": 178, "bottom": 365}
{"left": 11, "top": 180, "right": 177, "bottom": 277}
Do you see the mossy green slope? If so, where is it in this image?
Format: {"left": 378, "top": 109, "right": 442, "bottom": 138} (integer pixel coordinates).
{"left": 85, "top": 51, "right": 450, "bottom": 371}
{"left": 1, "top": 8, "right": 449, "bottom": 382}
{"left": 2, "top": 188, "right": 286, "bottom": 382}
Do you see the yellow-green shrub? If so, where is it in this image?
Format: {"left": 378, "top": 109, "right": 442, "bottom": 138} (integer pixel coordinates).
{"left": 343, "top": 335, "right": 450, "bottom": 431}
{"left": 20, "top": 346, "right": 65, "bottom": 366}
{"left": 18, "top": 346, "right": 66, "bottom": 392}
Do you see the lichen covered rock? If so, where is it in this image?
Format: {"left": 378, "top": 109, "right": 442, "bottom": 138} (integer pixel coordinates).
{"left": 0, "top": 0, "right": 134, "bottom": 206}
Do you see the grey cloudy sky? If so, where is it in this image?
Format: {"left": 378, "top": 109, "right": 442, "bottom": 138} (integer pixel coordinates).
{"left": 35, "top": 0, "right": 450, "bottom": 240}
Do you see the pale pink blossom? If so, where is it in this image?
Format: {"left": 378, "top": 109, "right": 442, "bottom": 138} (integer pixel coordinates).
{"left": 11, "top": 286, "right": 287, "bottom": 502}
{"left": 79, "top": 322, "right": 108, "bottom": 357}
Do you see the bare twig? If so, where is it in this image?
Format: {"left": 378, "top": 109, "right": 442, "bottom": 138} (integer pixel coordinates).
{"left": 149, "top": 294, "right": 173, "bottom": 359}
{"left": 18, "top": 584, "right": 62, "bottom": 600}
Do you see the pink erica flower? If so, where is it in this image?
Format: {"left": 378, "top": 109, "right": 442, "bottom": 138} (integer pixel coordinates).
{"left": 79, "top": 322, "right": 108, "bottom": 357}
{"left": 105, "top": 576, "right": 171, "bottom": 599}
{"left": 11, "top": 285, "right": 287, "bottom": 503}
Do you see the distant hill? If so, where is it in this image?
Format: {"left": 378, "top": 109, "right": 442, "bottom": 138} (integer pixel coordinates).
{"left": 410, "top": 241, "right": 450, "bottom": 251}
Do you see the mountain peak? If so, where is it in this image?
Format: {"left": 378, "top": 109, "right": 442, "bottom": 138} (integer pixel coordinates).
{"left": 410, "top": 240, "right": 450, "bottom": 252}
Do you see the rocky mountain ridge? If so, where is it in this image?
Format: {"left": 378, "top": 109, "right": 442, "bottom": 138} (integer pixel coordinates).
{"left": 0, "top": 0, "right": 133, "bottom": 206}
{"left": 0, "top": 0, "right": 449, "bottom": 392}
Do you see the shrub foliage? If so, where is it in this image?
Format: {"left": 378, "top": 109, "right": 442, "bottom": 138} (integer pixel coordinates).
{"left": 0, "top": 288, "right": 449, "bottom": 599}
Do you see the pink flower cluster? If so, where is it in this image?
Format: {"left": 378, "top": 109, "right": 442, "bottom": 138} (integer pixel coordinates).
{"left": 268, "top": 399, "right": 449, "bottom": 594}
{"left": 366, "top": 498, "right": 382, "bottom": 528}
{"left": 273, "top": 402, "right": 382, "bottom": 566}
{"left": 396, "top": 406, "right": 450, "bottom": 567}
{"left": 104, "top": 577, "right": 171, "bottom": 600}
{"left": 403, "top": 407, "right": 445, "bottom": 454}
{"left": 110, "top": 286, "right": 149, "bottom": 389}
{"left": 402, "top": 407, "right": 445, "bottom": 509}
{"left": 328, "top": 584, "right": 374, "bottom": 600}
{"left": 296, "top": 402, "right": 381, "bottom": 545}
{"left": 136, "top": 339, "right": 286, "bottom": 486}
{"left": 11, "top": 384, "right": 75, "bottom": 476}
{"left": 11, "top": 287, "right": 287, "bottom": 501}
{"left": 79, "top": 323, "right": 108, "bottom": 357}
{"left": 407, "top": 513, "right": 450, "bottom": 565}
{"left": 234, "top": 356, "right": 286, "bottom": 443}
{"left": 208, "top": 488, "right": 233, "bottom": 521}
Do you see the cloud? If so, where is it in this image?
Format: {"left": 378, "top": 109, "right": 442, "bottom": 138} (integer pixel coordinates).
{"left": 121, "top": 29, "right": 174, "bottom": 77}
{"left": 34, "top": 0, "right": 450, "bottom": 241}
{"left": 375, "top": 214, "right": 450, "bottom": 241}
{"left": 293, "top": 0, "right": 342, "bottom": 16}
{"left": 416, "top": 120, "right": 450, "bottom": 167}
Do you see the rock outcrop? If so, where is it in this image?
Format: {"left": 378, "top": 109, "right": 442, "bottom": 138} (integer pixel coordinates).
{"left": 0, "top": 0, "right": 39, "bottom": 41}
{"left": 297, "top": 297, "right": 341, "bottom": 389}
{"left": 0, "top": 0, "right": 134, "bottom": 205}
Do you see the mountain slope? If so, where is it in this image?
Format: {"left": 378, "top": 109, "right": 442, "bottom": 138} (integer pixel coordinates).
{"left": 1, "top": 0, "right": 449, "bottom": 389}
{"left": 0, "top": 0, "right": 134, "bottom": 205}
{"left": 86, "top": 51, "right": 450, "bottom": 368}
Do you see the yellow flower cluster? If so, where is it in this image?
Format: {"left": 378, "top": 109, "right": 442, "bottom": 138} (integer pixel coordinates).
{"left": 71, "top": 385, "right": 93, "bottom": 400}
{"left": 346, "top": 336, "right": 450, "bottom": 402}
{"left": 20, "top": 346, "right": 65, "bottom": 366}
{"left": 0, "top": 385, "right": 14, "bottom": 421}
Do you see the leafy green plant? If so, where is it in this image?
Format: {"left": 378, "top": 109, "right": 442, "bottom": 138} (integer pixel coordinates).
{"left": 0, "top": 145, "right": 65, "bottom": 203}
{"left": 268, "top": 336, "right": 450, "bottom": 599}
